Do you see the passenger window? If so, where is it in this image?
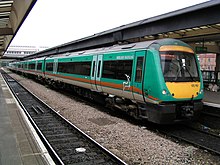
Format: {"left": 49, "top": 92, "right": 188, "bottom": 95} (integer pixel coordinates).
{"left": 97, "top": 61, "right": 101, "bottom": 78}
{"left": 92, "top": 61, "right": 95, "bottom": 77}
{"left": 46, "top": 62, "right": 53, "bottom": 72}
{"left": 102, "top": 60, "right": 133, "bottom": 80}
{"left": 29, "top": 63, "right": 36, "bottom": 70}
{"left": 57, "top": 61, "right": 91, "bottom": 76}
{"left": 135, "top": 57, "right": 144, "bottom": 82}
{"left": 37, "top": 63, "right": 42, "bottom": 70}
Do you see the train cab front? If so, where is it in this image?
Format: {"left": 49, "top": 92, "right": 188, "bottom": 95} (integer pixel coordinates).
{"left": 160, "top": 44, "right": 203, "bottom": 123}
{"left": 144, "top": 42, "right": 204, "bottom": 124}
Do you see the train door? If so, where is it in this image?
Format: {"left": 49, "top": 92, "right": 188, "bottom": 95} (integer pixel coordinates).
{"left": 96, "top": 55, "right": 103, "bottom": 91}
{"left": 121, "top": 59, "right": 134, "bottom": 100}
{"left": 35, "top": 61, "right": 38, "bottom": 72}
{"left": 132, "top": 50, "right": 146, "bottom": 102}
{"left": 91, "top": 55, "right": 103, "bottom": 92}
{"left": 43, "top": 57, "right": 47, "bottom": 77}
{"left": 91, "top": 55, "right": 98, "bottom": 90}
{"left": 53, "top": 58, "right": 58, "bottom": 75}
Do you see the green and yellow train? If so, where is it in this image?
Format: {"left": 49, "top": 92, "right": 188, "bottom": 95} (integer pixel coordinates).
{"left": 8, "top": 38, "right": 204, "bottom": 124}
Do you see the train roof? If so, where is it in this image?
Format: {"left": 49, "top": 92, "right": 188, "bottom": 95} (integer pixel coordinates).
{"left": 45, "top": 40, "right": 154, "bottom": 59}
{"left": 43, "top": 38, "right": 191, "bottom": 60}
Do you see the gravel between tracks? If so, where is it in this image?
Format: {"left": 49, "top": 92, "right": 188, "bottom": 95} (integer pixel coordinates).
{"left": 9, "top": 71, "right": 220, "bottom": 164}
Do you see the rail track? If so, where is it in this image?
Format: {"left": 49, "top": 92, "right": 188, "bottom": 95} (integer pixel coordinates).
{"left": 157, "top": 105, "right": 220, "bottom": 155}
{"left": 158, "top": 104, "right": 220, "bottom": 156}
{"left": 158, "top": 123, "right": 220, "bottom": 155}
{"left": 199, "top": 105, "right": 220, "bottom": 130}
{"left": 139, "top": 105, "right": 220, "bottom": 156}
{"left": 1, "top": 69, "right": 127, "bottom": 165}
{"left": 202, "top": 104, "right": 220, "bottom": 119}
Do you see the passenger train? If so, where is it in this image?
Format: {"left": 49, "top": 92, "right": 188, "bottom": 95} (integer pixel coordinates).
{"left": 8, "top": 39, "right": 204, "bottom": 124}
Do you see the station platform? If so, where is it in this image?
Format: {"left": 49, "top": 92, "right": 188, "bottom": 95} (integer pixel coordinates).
{"left": 0, "top": 74, "right": 53, "bottom": 164}
{"left": 204, "top": 90, "right": 220, "bottom": 107}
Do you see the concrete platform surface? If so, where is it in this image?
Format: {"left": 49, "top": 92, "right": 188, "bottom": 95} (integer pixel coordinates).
{"left": 0, "top": 74, "right": 53, "bottom": 165}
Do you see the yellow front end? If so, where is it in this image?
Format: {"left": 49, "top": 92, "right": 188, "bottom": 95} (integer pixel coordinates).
{"left": 166, "top": 82, "right": 200, "bottom": 99}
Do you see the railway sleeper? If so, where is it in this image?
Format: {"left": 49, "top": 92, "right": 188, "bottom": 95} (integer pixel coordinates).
{"left": 40, "top": 126, "right": 68, "bottom": 131}
{"left": 46, "top": 133, "right": 75, "bottom": 139}
{"left": 49, "top": 136, "right": 79, "bottom": 143}
{"left": 37, "top": 123, "right": 66, "bottom": 129}
{"left": 62, "top": 154, "right": 106, "bottom": 164}
{"left": 52, "top": 141, "right": 86, "bottom": 150}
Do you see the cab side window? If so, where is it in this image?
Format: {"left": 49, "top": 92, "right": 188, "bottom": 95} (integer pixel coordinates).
{"left": 135, "top": 57, "right": 144, "bottom": 82}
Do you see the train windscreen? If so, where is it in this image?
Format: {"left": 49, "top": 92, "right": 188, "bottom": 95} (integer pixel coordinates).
{"left": 160, "top": 51, "right": 200, "bottom": 82}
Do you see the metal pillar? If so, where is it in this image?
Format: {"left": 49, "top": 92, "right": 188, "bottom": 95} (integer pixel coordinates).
{"left": 216, "top": 53, "right": 220, "bottom": 72}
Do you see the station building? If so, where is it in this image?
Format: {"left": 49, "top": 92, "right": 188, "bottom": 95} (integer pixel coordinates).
{"left": 0, "top": 45, "right": 48, "bottom": 67}
{"left": 198, "top": 53, "right": 216, "bottom": 71}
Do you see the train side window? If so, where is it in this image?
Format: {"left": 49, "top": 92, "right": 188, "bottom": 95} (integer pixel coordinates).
{"left": 97, "top": 61, "right": 101, "bottom": 78}
{"left": 92, "top": 61, "right": 95, "bottom": 77}
{"left": 46, "top": 62, "right": 53, "bottom": 71}
{"left": 135, "top": 57, "right": 144, "bottom": 82}
{"left": 29, "top": 63, "right": 36, "bottom": 70}
{"left": 58, "top": 61, "right": 91, "bottom": 76}
{"left": 102, "top": 60, "right": 133, "bottom": 80}
{"left": 37, "top": 63, "right": 42, "bottom": 70}
{"left": 102, "top": 61, "right": 116, "bottom": 79}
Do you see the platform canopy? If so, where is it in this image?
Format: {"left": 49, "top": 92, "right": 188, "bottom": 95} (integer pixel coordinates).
{"left": 24, "top": 0, "right": 220, "bottom": 59}
{"left": 0, "top": 0, "right": 37, "bottom": 57}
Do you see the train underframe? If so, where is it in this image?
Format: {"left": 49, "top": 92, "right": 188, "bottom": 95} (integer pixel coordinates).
{"left": 105, "top": 96, "right": 203, "bottom": 124}
{"left": 44, "top": 76, "right": 203, "bottom": 124}
{"left": 138, "top": 100, "right": 203, "bottom": 124}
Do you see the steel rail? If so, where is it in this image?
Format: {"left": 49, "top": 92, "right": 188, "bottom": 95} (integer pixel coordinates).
{"left": 159, "top": 124, "right": 220, "bottom": 156}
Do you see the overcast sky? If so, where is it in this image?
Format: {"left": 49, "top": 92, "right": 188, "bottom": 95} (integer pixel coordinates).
{"left": 10, "top": 0, "right": 208, "bottom": 48}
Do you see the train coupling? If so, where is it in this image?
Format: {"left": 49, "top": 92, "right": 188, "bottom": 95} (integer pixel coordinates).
{"left": 181, "top": 105, "right": 194, "bottom": 117}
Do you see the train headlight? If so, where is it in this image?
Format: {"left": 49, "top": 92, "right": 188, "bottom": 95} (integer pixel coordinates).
{"left": 199, "top": 89, "right": 203, "bottom": 94}
{"left": 162, "top": 89, "right": 167, "bottom": 95}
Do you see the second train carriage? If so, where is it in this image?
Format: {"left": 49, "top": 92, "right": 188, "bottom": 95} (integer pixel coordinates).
{"left": 8, "top": 39, "right": 204, "bottom": 124}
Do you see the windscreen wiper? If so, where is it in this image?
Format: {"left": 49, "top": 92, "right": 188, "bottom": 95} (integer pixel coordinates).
{"left": 184, "top": 65, "right": 196, "bottom": 81}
